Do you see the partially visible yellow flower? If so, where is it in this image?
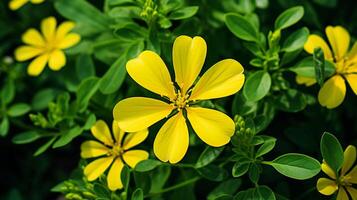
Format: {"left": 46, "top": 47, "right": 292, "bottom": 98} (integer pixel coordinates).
{"left": 9, "top": 0, "right": 45, "bottom": 10}
{"left": 317, "top": 145, "right": 357, "bottom": 200}
{"left": 113, "top": 35, "right": 245, "bottom": 164}
{"left": 14, "top": 16, "right": 80, "bottom": 76}
{"left": 81, "top": 120, "right": 149, "bottom": 191}
{"left": 297, "top": 25, "right": 357, "bottom": 109}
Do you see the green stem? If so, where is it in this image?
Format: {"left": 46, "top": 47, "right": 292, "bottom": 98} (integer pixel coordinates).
{"left": 144, "top": 177, "right": 200, "bottom": 198}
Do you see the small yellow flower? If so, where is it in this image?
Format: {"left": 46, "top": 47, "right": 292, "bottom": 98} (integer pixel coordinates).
{"left": 317, "top": 145, "right": 357, "bottom": 200}
{"left": 81, "top": 120, "right": 149, "bottom": 191}
{"left": 297, "top": 25, "right": 357, "bottom": 109}
{"left": 113, "top": 35, "right": 245, "bottom": 164}
{"left": 14, "top": 16, "right": 80, "bottom": 76}
{"left": 9, "top": 0, "right": 45, "bottom": 10}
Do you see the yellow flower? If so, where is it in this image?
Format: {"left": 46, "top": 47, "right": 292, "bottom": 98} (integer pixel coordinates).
{"left": 14, "top": 16, "right": 80, "bottom": 76}
{"left": 317, "top": 145, "right": 357, "bottom": 200}
{"left": 297, "top": 25, "right": 357, "bottom": 109}
{"left": 113, "top": 35, "right": 245, "bottom": 164}
{"left": 81, "top": 120, "right": 149, "bottom": 191}
{"left": 9, "top": 0, "right": 45, "bottom": 10}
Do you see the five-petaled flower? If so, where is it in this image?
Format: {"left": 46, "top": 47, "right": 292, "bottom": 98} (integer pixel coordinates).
{"left": 14, "top": 16, "right": 80, "bottom": 76}
{"left": 317, "top": 145, "right": 357, "bottom": 200}
{"left": 81, "top": 120, "right": 149, "bottom": 191}
{"left": 297, "top": 25, "right": 357, "bottom": 109}
{"left": 9, "top": 0, "right": 45, "bottom": 10}
{"left": 113, "top": 35, "right": 245, "bottom": 164}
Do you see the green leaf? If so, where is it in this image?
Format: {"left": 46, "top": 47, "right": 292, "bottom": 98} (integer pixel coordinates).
{"left": 12, "top": 131, "right": 41, "bottom": 144}
{"left": 31, "top": 89, "right": 57, "bottom": 111}
{"left": 289, "top": 57, "right": 335, "bottom": 77}
{"left": 225, "top": 13, "right": 259, "bottom": 42}
{"left": 52, "top": 126, "right": 83, "bottom": 148}
{"left": 197, "top": 165, "right": 228, "bottom": 181}
{"left": 320, "top": 132, "right": 344, "bottom": 173}
{"left": 248, "top": 163, "right": 261, "bottom": 184}
{"left": 268, "top": 153, "right": 321, "bottom": 180}
{"left": 55, "top": 0, "right": 111, "bottom": 36}
{"left": 131, "top": 188, "right": 144, "bottom": 200}
{"left": 274, "top": 6, "right": 304, "bottom": 30}
{"left": 76, "top": 77, "right": 100, "bottom": 112}
{"left": 34, "top": 137, "right": 57, "bottom": 156}
{"left": 255, "top": 137, "right": 276, "bottom": 158}
{"left": 135, "top": 159, "right": 162, "bottom": 172}
{"left": 0, "top": 117, "right": 9, "bottom": 137}
{"left": 7, "top": 103, "right": 31, "bottom": 117}
{"left": 121, "top": 165, "right": 131, "bottom": 189}
{"left": 282, "top": 27, "right": 309, "bottom": 52}
{"left": 75, "top": 54, "right": 95, "bottom": 80}
{"left": 273, "top": 89, "right": 307, "bottom": 113}
{"left": 1, "top": 80, "right": 15, "bottom": 105}
{"left": 83, "top": 114, "right": 96, "bottom": 130}
{"left": 243, "top": 70, "right": 271, "bottom": 102}
{"left": 234, "top": 186, "right": 276, "bottom": 200}
{"left": 313, "top": 47, "right": 325, "bottom": 86}
{"left": 232, "top": 157, "right": 251, "bottom": 178}
{"left": 168, "top": 6, "right": 199, "bottom": 20}
{"left": 195, "top": 146, "right": 224, "bottom": 168}
{"left": 207, "top": 179, "right": 242, "bottom": 200}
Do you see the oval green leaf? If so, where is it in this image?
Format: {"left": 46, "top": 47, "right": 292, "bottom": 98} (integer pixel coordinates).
{"left": 243, "top": 70, "right": 271, "bottom": 102}
{"left": 274, "top": 6, "right": 304, "bottom": 30}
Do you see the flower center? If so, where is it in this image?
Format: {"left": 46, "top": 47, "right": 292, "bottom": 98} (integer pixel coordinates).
{"left": 338, "top": 175, "right": 353, "bottom": 187}
{"left": 108, "top": 143, "right": 123, "bottom": 158}
{"left": 172, "top": 90, "right": 189, "bottom": 111}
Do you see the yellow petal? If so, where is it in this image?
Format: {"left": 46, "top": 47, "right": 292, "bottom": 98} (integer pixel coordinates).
{"left": 58, "top": 33, "right": 81, "bottom": 49}
{"left": 347, "top": 42, "right": 357, "bottom": 62}
{"left": 304, "top": 34, "right": 333, "bottom": 60}
{"left": 84, "top": 156, "right": 114, "bottom": 181}
{"left": 22, "top": 28, "right": 45, "bottom": 47}
{"left": 107, "top": 158, "right": 124, "bottom": 191}
{"left": 346, "top": 187, "right": 357, "bottom": 200}
{"left": 80, "top": 140, "right": 109, "bottom": 158}
{"left": 27, "top": 53, "right": 49, "bottom": 76}
{"left": 316, "top": 178, "right": 338, "bottom": 195}
{"left": 189, "top": 59, "right": 245, "bottom": 100}
{"left": 173, "top": 35, "right": 207, "bottom": 94}
{"left": 55, "top": 21, "right": 76, "bottom": 41}
{"left": 48, "top": 50, "right": 66, "bottom": 71}
{"left": 112, "top": 121, "right": 124, "bottom": 145}
{"left": 41, "top": 16, "right": 57, "bottom": 42}
{"left": 295, "top": 75, "right": 316, "bottom": 87}
{"left": 30, "top": 0, "right": 45, "bottom": 4}
{"left": 325, "top": 26, "right": 350, "bottom": 61}
{"left": 318, "top": 75, "right": 346, "bottom": 109}
{"left": 341, "top": 145, "right": 356, "bottom": 175}
{"left": 122, "top": 129, "right": 149, "bottom": 150}
{"left": 345, "top": 74, "right": 357, "bottom": 95}
{"left": 153, "top": 113, "right": 189, "bottom": 164}
{"left": 126, "top": 51, "right": 175, "bottom": 99}
{"left": 321, "top": 162, "right": 337, "bottom": 179}
{"left": 14, "top": 46, "right": 43, "bottom": 61}
{"left": 113, "top": 97, "right": 173, "bottom": 132}
{"left": 186, "top": 107, "right": 234, "bottom": 147}
{"left": 346, "top": 166, "right": 357, "bottom": 184}
{"left": 122, "top": 150, "right": 149, "bottom": 168}
{"left": 9, "top": 0, "right": 28, "bottom": 10}
{"left": 90, "top": 120, "right": 114, "bottom": 146}
{"left": 337, "top": 187, "right": 349, "bottom": 200}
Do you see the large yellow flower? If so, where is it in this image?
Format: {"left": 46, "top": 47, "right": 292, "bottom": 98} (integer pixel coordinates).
{"left": 317, "top": 145, "right": 357, "bottom": 200}
{"left": 113, "top": 35, "right": 245, "bottom": 164}
{"left": 298, "top": 26, "right": 357, "bottom": 109}
{"left": 9, "top": 0, "right": 45, "bottom": 10}
{"left": 14, "top": 16, "right": 80, "bottom": 76}
{"left": 81, "top": 120, "right": 149, "bottom": 191}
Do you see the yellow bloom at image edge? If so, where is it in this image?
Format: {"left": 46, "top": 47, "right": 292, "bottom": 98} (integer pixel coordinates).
{"left": 113, "top": 35, "right": 245, "bottom": 164}
{"left": 81, "top": 120, "right": 149, "bottom": 191}
{"left": 14, "top": 16, "right": 80, "bottom": 76}
{"left": 9, "top": 0, "right": 45, "bottom": 10}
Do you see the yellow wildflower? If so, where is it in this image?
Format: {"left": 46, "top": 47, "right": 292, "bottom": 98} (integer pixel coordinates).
{"left": 317, "top": 145, "right": 357, "bottom": 200}
{"left": 297, "top": 25, "right": 357, "bottom": 109}
{"left": 81, "top": 120, "right": 149, "bottom": 191}
{"left": 14, "top": 16, "right": 80, "bottom": 76}
{"left": 9, "top": 0, "right": 45, "bottom": 10}
{"left": 113, "top": 35, "right": 245, "bottom": 164}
